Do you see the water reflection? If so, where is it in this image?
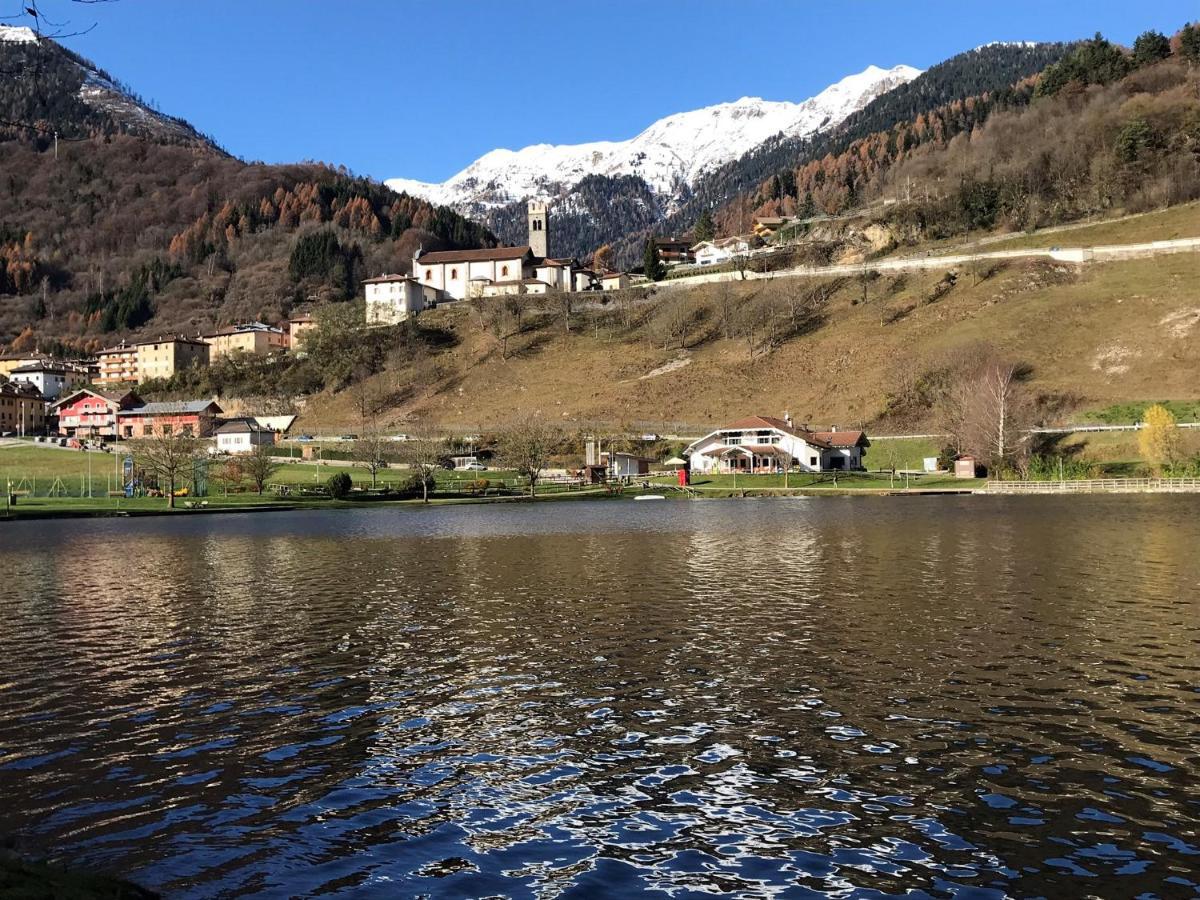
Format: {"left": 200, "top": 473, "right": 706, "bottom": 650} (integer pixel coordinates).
{"left": 1, "top": 497, "right": 1197, "bottom": 897}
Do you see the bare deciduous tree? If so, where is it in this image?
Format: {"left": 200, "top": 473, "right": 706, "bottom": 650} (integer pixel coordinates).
{"left": 476, "top": 294, "right": 523, "bottom": 359}
{"left": 350, "top": 431, "right": 390, "bottom": 488}
{"left": 135, "top": 431, "right": 200, "bottom": 508}
{"left": 939, "top": 349, "right": 1032, "bottom": 473}
{"left": 400, "top": 427, "right": 446, "bottom": 503}
{"left": 497, "top": 416, "right": 561, "bottom": 497}
{"left": 242, "top": 442, "right": 280, "bottom": 494}
{"left": 213, "top": 456, "right": 244, "bottom": 497}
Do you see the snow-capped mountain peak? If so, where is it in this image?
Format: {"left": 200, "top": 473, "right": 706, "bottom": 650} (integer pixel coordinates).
{"left": 0, "top": 25, "right": 39, "bottom": 44}
{"left": 386, "top": 63, "right": 921, "bottom": 216}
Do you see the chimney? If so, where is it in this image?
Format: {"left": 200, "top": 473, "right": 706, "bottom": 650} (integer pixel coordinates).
{"left": 783, "top": 411, "right": 792, "bottom": 427}
{"left": 830, "top": 425, "right": 838, "bottom": 432}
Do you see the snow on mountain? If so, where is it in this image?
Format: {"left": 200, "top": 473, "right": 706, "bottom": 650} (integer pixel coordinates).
{"left": 386, "top": 64, "right": 920, "bottom": 214}
{"left": 0, "top": 25, "right": 209, "bottom": 144}
{"left": 0, "top": 25, "right": 39, "bottom": 43}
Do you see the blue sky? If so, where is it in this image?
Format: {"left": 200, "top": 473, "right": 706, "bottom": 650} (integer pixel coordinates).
{"left": 65, "top": 0, "right": 1198, "bottom": 184}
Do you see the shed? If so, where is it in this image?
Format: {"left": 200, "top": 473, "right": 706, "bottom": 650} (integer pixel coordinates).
{"left": 954, "top": 456, "right": 983, "bottom": 479}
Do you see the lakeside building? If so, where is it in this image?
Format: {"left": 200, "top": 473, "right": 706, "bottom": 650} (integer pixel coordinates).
{"left": 203, "top": 323, "right": 289, "bottom": 360}
{"left": 6, "top": 360, "right": 89, "bottom": 401}
{"left": 601, "top": 451, "right": 653, "bottom": 479}
{"left": 116, "top": 400, "right": 224, "bottom": 439}
{"left": 215, "top": 418, "right": 277, "bottom": 453}
{"left": 0, "top": 380, "right": 46, "bottom": 435}
{"left": 50, "top": 387, "right": 140, "bottom": 438}
{"left": 685, "top": 415, "right": 869, "bottom": 474}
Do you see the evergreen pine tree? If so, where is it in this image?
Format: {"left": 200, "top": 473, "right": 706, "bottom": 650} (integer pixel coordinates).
{"left": 694, "top": 210, "right": 715, "bottom": 242}
{"left": 1132, "top": 31, "right": 1171, "bottom": 66}
{"left": 643, "top": 237, "right": 665, "bottom": 282}
{"left": 798, "top": 191, "right": 817, "bottom": 219}
{"left": 1181, "top": 25, "right": 1200, "bottom": 63}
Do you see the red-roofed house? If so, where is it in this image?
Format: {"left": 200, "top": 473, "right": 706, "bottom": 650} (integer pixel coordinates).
{"left": 684, "top": 415, "right": 868, "bottom": 474}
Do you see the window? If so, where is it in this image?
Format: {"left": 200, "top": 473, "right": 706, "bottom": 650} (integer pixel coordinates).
{"left": 162, "top": 424, "right": 173, "bottom": 435}
{"left": 450, "top": 268, "right": 458, "bottom": 280}
{"left": 532, "top": 220, "right": 542, "bottom": 231}
{"left": 809, "top": 456, "right": 818, "bottom": 466}
{"left": 501, "top": 265, "right": 509, "bottom": 277}
{"left": 425, "top": 269, "right": 432, "bottom": 280}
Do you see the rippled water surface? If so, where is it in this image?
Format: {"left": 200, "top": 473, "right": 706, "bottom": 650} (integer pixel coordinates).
{"left": 1, "top": 497, "right": 1198, "bottom": 898}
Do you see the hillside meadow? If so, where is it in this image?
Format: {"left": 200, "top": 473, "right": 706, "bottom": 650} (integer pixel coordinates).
{"left": 295, "top": 250, "right": 1200, "bottom": 435}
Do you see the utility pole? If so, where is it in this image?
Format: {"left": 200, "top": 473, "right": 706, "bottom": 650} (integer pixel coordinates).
{"left": 53, "top": 131, "right": 58, "bottom": 161}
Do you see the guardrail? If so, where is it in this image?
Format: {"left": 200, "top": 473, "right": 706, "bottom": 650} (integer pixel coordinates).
{"left": 986, "top": 478, "right": 1200, "bottom": 494}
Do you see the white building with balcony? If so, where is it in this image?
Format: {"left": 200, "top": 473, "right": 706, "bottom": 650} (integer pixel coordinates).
{"left": 684, "top": 415, "right": 868, "bottom": 474}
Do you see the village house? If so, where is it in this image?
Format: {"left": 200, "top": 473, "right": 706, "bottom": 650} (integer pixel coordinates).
{"left": 752, "top": 216, "right": 793, "bottom": 241}
{"left": 203, "top": 322, "right": 289, "bottom": 360}
{"left": 600, "top": 271, "right": 631, "bottom": 291}
{"left": 6, "top": 360, "right": 89, "bottom": 401}
{"left": 117, "top": 400, "right": 224, "bottom": 439}
{"left": 690, "top": 235, "right": 759, "bottom": 267}
{"left": 136, "top": 336, "right": 209, "bottom": 383}
{"left": 0, "top": 380, "right": 46, "bottom": 435}
{"left": 95, "top": 342, "right": 139, "bottom": 386}
{"left": 287, "top": 313, "right": 317, "bottom": 350}
{"left": 653, "top": 237, "right": 694, "bottom": 266}
{"left": 215, "top": 418, "right": 277, "bottom": 454}
{"left": 364, "top": 274, "right": 441, "bottom": 325}
{"left": 0, "top": 352, "right": 52, "bottom": 378}
{"left": 50, "top": 387, "right": 140, "bottom": 438}
{"left": 684, "top": 415, "right": 869, "bottom": 474}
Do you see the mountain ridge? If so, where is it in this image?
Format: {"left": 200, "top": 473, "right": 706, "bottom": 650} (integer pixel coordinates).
{"left": 385, "top": 64, "right": 921, "bottom": 218}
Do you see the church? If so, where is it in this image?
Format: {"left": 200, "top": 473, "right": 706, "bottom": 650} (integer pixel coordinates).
{"left": 364, "top": 202, "right": 614, "bottom": 325}
{"left": 412, "top": 201, "right": 588, "bottom": 301}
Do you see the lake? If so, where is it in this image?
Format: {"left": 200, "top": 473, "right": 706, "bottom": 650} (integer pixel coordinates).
{"left": 0, "top": 497, "right": 1197, "bottom": 898}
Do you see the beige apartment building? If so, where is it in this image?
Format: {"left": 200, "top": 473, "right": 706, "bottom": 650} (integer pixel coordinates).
{"left": 203, "top": 322, "right": 289, "bottom": 360}
{"left": 135, "top": 337, "right": 209, "bottom": 383}
{"left": 95, "top": 343, "right": 140, "bottom": 386}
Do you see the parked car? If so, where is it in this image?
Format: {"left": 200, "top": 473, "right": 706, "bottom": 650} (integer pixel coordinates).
{"left": 296, "top": 434, "right": 315, "bottom": 442}
{"left": 338, "top": 434, "right": 358, "bottom": 441}
{"left": 461, "top": 462, "right": 487, "bottom": 471}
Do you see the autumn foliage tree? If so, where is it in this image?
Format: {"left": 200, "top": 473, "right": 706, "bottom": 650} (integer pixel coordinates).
{"left": 1138, "top": 404, "right": 1182, "bottom": 474}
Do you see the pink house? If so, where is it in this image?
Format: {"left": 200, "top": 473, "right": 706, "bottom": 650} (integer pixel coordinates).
{"left": 50, "top": 388, "right": 140, "bottom": 438}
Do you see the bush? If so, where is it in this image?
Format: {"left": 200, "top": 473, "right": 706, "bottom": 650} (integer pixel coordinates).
{"left": 402, "top": 471, "right": 436, "bottom": 497}
{"left": 326, "top": 472, "right": 352, "bottom": 499}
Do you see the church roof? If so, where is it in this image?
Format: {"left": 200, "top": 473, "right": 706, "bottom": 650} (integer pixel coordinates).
{"left": 417, "top": 246, "right": 532, "bottom": 265}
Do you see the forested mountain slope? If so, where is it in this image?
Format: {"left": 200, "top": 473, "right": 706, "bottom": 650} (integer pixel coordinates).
{"left": 0, "top": 31, "right": 495, "bottom": 353}
{"left": 708, "top": 32, "right": 1200, "bottom": 245}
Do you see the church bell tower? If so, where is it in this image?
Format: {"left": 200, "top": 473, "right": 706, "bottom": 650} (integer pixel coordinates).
{"left": 527, "top": 201, "right": 549, "bottom": 258}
